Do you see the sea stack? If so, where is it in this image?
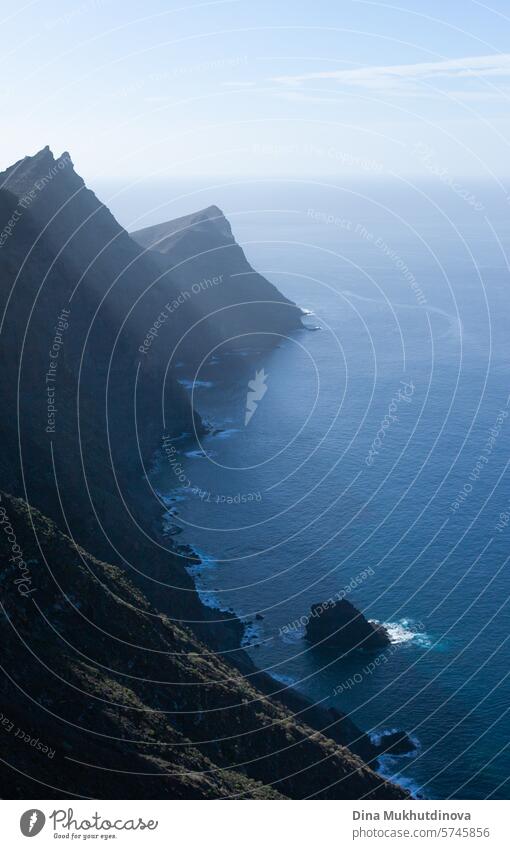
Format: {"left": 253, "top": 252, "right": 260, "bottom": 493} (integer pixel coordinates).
{"left": 305, "top": 598, "right": 391, "bottom": 652}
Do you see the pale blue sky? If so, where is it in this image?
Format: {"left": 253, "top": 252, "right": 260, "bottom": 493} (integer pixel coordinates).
{"left": 3, "top": 0, "right": 510, "bottom": 178}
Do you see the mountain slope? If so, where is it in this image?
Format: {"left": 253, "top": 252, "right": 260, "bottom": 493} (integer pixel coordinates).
{"left": 0, "top": 491, "right": 407, "bottom": 800}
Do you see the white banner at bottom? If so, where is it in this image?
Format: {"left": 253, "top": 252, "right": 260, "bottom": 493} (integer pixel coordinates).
{"left": 2, "top": 799, "right": 504, "bottom": 847}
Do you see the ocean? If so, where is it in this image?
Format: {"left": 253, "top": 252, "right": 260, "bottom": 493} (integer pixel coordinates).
{"left": 98, "top": 176, "right": 510, "bottom": 800}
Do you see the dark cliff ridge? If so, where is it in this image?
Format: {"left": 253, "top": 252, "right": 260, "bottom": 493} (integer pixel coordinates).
{"left": 0, "top": 146, "right": 407, "bottom": 799}
{"left": 0, "top": 150, "right": 199, "bottom": 609}
{"left": 305, "top": 599, "right": 391, "bottom": 653}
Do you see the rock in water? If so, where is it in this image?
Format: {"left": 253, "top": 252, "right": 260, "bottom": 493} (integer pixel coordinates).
{"left": 305, "top": 599, "right": 390, "bottom": 652}
{"left": 374, "top": 730, "right": 416, "bottom": 756}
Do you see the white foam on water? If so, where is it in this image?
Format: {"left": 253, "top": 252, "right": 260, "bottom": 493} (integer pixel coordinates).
{"left": 184, "top": 448, "right": 217, "bottom": 459}
{"left": 376, "top": 757, "right": 426, "bottom": 799}
{"left": 194, "top": 589, "right": 231, "bottom": 613}
{"left": 375, "top": 618, "right": 432, "bottom": 648}
{"left": 270, "top": 672, "right": 298, "bottom": 688}
{"left": 178, "top": 378, "right": 215, "bottom": 389}
{"left": 212, "top": 428, "right": 239, "bottom": 440}
{"left": 241, "top": 620, "right": 263, "bottom": 647}
{"left": 185, "top": 549, "right": 216, "bottom": 578}
{"left": 184, "top": 550, "right": 232, "bottom": 613}
{"left": 371, "top": 729, "right": 425, "bottom": 799}
{"left": 370, "top": 728, "right": 421, "bottom": 754}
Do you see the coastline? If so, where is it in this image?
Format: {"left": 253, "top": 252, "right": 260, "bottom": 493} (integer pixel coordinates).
{"left": 153, "top": 428, "right": 416, "bottom": 796}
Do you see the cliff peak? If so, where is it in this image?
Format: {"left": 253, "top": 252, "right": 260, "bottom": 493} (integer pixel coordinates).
{"left": 131, "top": 203, "right": 233, "bottom": 254}
{"left": 0, "top": 145, "right": 75, "bottom": 189}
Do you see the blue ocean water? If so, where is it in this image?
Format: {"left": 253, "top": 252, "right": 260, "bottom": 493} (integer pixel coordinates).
{"left": 101, "top": 177, "right": 510, "bottom": 800}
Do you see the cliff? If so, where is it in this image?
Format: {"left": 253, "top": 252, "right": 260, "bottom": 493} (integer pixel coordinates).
{"left": 132, "top": 206, "right": 303, "bottom": 362}
{"left": 0, "top": 147, "right": 407, "bottom": 799}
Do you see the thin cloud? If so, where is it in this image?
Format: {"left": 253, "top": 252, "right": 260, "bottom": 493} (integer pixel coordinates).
{"left": 273, "top": 53, "right": 510, "bottom": 94}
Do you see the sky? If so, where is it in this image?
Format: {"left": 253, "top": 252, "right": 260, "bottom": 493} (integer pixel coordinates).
{"left": 3, "top": 0, "right": 510, "bottom": 179}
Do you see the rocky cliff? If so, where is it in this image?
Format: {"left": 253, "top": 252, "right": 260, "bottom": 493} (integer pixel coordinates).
{"left": 0, "top": 147, "right": 407, "bottom": 799}
{"left": 132, "top": 206, "right": 303, "bottom": 362}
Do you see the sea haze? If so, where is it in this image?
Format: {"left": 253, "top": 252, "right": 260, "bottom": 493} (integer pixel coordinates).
{"left": 100, "top": 177, "right": 510, "bottom": 800}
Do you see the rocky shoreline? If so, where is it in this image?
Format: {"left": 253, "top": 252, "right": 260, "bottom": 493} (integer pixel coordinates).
{"left": 154, "top": 434, "right": 417, "bottom": 783}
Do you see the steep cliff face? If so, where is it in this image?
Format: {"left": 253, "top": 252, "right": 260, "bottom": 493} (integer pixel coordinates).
{"left": 0, "top": 149, "right": 302, "bottom": 534}
{"left": 0, "top": 492, "right": 408, "bottom": 800}
{"left": 0, "top": 149, "right": 197, "bottom": 525}
{"left": 0, "top": 151, "right": 229, "bottom": 654}
{"left": 132, "top": 206, "right": 303, "bottom": 362}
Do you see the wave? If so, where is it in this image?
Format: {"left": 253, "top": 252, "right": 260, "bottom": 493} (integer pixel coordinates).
{"left": 241, "top": 619, "right": 263, "bottom": 648}
{"left": 157, "top": 488, "right": 192, "bottom": 513}
{"left": 185, "top": 549, "right": 216, "bottom": 578}
{"left": 178, "top": 378, "right": 215, "bottom": 390}
{"left": 371, "top": 729, "right": 425, "bottom": 799}
{"left": 376, "top": 618, "right": 432, "bottom": 648}
{"left": 370, "top": 728, "right": 421, "bottom": 754}
{"left": 184, "top": 448, "right": 214, "bottom": 459}
{"left": 211, "top": 427, "right": 239, "bottom": 440}
{"left": 184, "top": 551, "right": 232, "bottom": 613}
{"left": 193, "top": 589, "right": 231, "bottom": 613}
{"left": 376, "top": 757, "right": 426, "bottom": 799}
{"left": 270, "top": 672, "right": 298, "bottom": 688}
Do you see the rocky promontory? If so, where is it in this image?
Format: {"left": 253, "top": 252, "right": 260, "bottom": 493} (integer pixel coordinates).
{"left": 305, "top": 598, "right": 391, "bottom": 653}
